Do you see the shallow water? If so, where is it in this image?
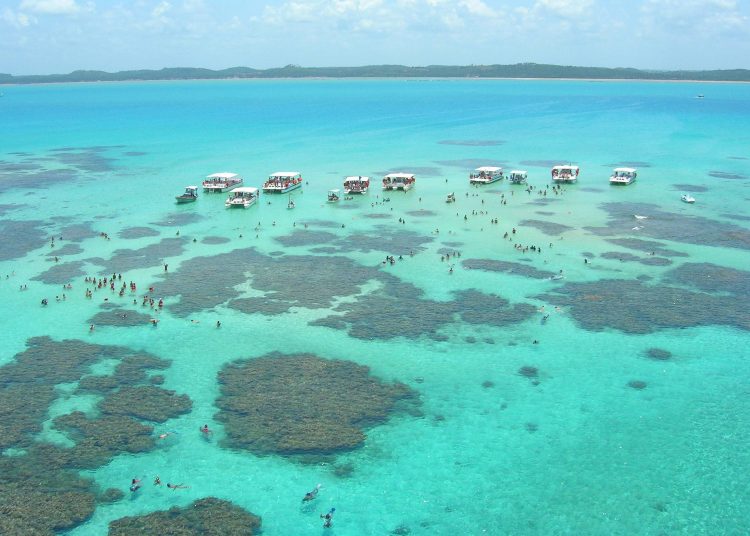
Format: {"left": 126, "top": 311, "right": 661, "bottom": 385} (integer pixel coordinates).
{"left": 1, "top": 79, "right": 749, "bottom": 535}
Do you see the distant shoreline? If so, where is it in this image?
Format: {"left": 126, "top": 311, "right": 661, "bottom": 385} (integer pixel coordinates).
{"left": 2, "top": 63, "right": 749, "bottom": 85}
{"left": 3, "top": 76, "right": 749, "bottom": 88}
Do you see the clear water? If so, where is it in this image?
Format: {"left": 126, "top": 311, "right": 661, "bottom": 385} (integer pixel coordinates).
{"left": 1, "top": 79, "right": 749, "bottom": 535}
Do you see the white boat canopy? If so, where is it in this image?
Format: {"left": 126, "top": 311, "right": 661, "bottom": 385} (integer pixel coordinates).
{"left": 613, "top": 167, "right": 637, "bottom": 173}
{"left": 385, "top": 173, "right": 415, "bottom": 179}
{"left": 186, "top": 186, "right": 198, "bottom": 190}
{"left": 328, "top": 189, "right": 340, "bottom": 193}
{"left": 510, "top": 170, "right": 527, "bottom": 175}
{"left": 474, "top": 166, "right": 502, "bottom": 172}
{"left": 345, "top": 176, "right": 369, "bottom": 182}
{"left": 207, "top": 172, "right": 239, "bottom": 179}
{"left": 552, "top": 165, "right": 579, "bottom": 172}
{"left": 232, "top": 187, "right": 259, "bottom": 194}
{"left": 270, "top": 171, "right": 301, "bottom": 178}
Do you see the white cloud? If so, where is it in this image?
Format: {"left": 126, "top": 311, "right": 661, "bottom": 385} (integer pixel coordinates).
{"left": 641, "top": 0, "right": 747, "bottom": 32}
{"left": 459, "top": 0, "right": 499, "bottom": 18}
{"left": 535, "top": 0, "right": 594, "bottom": 18}
{"left": 2, "top": 7, "right": 35, "bottom": 27}
{"left": 19, "top": 0, "right": 81, "bottom": 15}
{"left": 152, "top": 1, "right": 172, "bottom": 18}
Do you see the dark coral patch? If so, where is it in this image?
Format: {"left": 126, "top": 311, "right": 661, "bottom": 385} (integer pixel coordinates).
{"left": 274, "top": 229, "right": 338, "bottom": 247}
{"left": 406, "top": 209, "right": 436, "bottom": 217}
{"left": 118, "top": 226, "right": 160, "bottom": 239}
{"left": 151, "top": 212, "right": 204, "bottom": 227}
{"left": 599, "top": 252, "right": 672, "bottom": 266}
{"left": 672, "top": 184, "right": 708, "bottom": 192}
{"left": 99, "top": 386, "right": 192, "bottom": 423}
{"left": 48, "top": 243, "right": 84, "bottom": 256}
{"left": 362, "top": 213, "right": 393, "bottom": 219}
{"left": 201, "top": 235, "right": 231, "bottom": 244}
{"left": 587, "top": 202, "right": 750, "bottom": 251}
{"left": 109, "top": 498, "right": 262, "bottom": 536}
{"left": 438, "top": 139, "right": 505, "bottom": 146}
{"left": 87, "top": 308, "right": 154, "bottom": 328}
{"left": 0, "top": 219, "right": 47, "bottom": 261}
{"left": 539, "top": 278, "right": 749, "bottom": 334}
{"left": 216, "top": 354, "right": 418, "bottom": 456}
{"left": 518, "top": 366, "right": 539, "bottom": 378}
{"left": 646, "top": 348, "right": 672, "bottom": 361}
{"left": 462, "top": 259, "right": 556, "bottom": 279}
{"left": 519, "top": 219, "right": 573, "bottom": 236}
{"left": 89, "top": 237, "right": 187, "bottom": 272}
{"left": 604, "top": 238, "right": 687, "bottom": 258}
{"left": 32, "top": 260, "right": 87, "bottom": 284}
{"left": 708, "top": 171, "right": 746, "bottom": 180}
{"left": 628, "top": 380, "right": 648, "bottom": 390}
{"left": 664, "top": 262, "right": 750, "bottom": 295}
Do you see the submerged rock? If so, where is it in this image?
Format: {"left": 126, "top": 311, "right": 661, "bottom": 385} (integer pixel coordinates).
{"left": 216, "top": 353, "right": 419, "bottom": 457}
{"left": 108, "top": 497, "right": 261, "bottom": 535}
{"left": 646, "top": 348, "right": 672, "bottom": 361}
{"left": 628, "top": 380, "right": 648, "bottom": 390}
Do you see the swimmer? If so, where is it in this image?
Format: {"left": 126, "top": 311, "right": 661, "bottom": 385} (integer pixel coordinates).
{"left": 320, "top": 508, "right": 335, "bottom": 528}
{"left": 167, "top": 483, "right": 189, "bottom": 490}
{"left": 130, "top": 478, "right": 141, "bottom": 492}
{"left": 154, "top": 476, "right": 162, "bottom": 486}
{"left": 200, "top": 424, "right": 212, "bottom": 436}
{"left": 89, "top": 324, "right": 95, "bottom": 332}
{"left": 158, "top": 431, "right": 173, "bottom": 440}
{"left": 216, "top": 320, "right": 221, "bottom": 328}
{"left": 303, "top": 484, "right": 322, "bottom": 502}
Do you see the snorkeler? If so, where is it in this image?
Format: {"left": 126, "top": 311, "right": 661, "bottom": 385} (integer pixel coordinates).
{"left": 154, "top": 476, "right": 162, "bottom": 486}
{"left": 130, "top": 478, "right": 141, "bottom": 492}
{"left": 320, "top": 508, "right": 335, "bottom": 528}
{"left": 167, "top": 483, "right": 190, "bottom": 490}
{"left": 303, "top": 484, "right": 321, "bottom": 502}
{"left": 200, "top": 424, "right": 212, "bottom": 436}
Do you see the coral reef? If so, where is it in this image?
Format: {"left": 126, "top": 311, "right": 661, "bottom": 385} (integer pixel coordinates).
{"left": 108, "top": 498, "right": 261, "bottom": 535}
{"left": 216, "top": 353, "right": 418, "bottom": 456}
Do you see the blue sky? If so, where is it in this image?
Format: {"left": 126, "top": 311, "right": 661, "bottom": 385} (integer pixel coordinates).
{"left": 1, "top": 0, "right": 749, "bottom": 74}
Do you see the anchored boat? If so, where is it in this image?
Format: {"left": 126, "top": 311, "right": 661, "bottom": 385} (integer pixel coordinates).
{"left": 343, "top": 176, "right": 370, "bottom": 194}
{"left": 225, "top": 187, "right": 260, "bottom": 208}
{"left": 509, "top": 170, "right": 528, "bottom": 184}
{"left": 327, "top": 189, "right": 340, "bottom": 202}
{"left": 551, "top": 165, "right": 579, "bottom": 183}
{"left": 382, "top": 172, "right": 415, "bottom": 191}
{"left": 469, "top": 166, "right": 504, "bottom": 184}
{"left": 175, "top": 186, "right": 198, "bottom": 203}
{"left": 202, "top": 172, "right": 243, "bottom": 192}
{"left": 263, "top": 171, "right": 303, "bottom": 194}
{"left": 610, "top": 167, "right": 637, "bottom": 185}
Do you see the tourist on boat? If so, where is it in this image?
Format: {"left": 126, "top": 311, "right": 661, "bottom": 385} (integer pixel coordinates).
{"left": 303, "top": 484, "right": 321, "bottom": 502}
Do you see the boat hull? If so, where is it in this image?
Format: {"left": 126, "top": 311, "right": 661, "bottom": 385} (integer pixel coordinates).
{"left": 263, "top": 182, "right": 302, "bottom": 194}
{"left": 203, "top": 182, "right": 242, "bottom": 193}
{"left": 344, "top": 188, "right": 368, "bottom": 195}
{"left": 552, "top": 178, "right": 577, "bottom": 183}
{"left": 610, "top": 178, "right": 634, "bottom": 185}
{"left": 175, "top": 196, "right": 197, "bottom": 203}
{"left": 469, "top": 177, "right": 503, "bottom": 185}
{"left": 383, "top": 184, "right": 413, "bottom": 191}
{"left": 225, "top": 200, "right": 256, "bottom": 208}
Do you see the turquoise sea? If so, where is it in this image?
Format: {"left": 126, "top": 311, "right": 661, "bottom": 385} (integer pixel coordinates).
{"left": 1, "top": 79, "right": 749, "bottom": 535}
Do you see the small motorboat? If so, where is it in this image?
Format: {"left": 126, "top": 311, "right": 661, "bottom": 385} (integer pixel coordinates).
{"left": 446, "top": 192, "right": 456, "bottom": 203}
{"left": 175, "top": 186, "right": 198, "bottom": 203}
{"left": 327, "top": 189, "right": 340, "bottom": 202}
{"left": 681, "top": 194, "right": 696, "bottom": 204}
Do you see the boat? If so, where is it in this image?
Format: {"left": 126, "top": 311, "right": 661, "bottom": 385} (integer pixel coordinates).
{"left": 681, "top": 194, "right": 695, "bottom": 204}
{"left": 225, "top": 187, "right": 259, "bottom": 208}
{"left": 263, "top": 171, "right": 303, "bottom": 194}
{"left": 175, "top": 186, "right": 198, "bottom": 203}
{"left": 446, "top": 192, "right": 456, "bottom": 203}
{"left": 327, "top": 189, "right": 340, "bottom": 202}
{"left": 509, "top": 170, "right": 528, "bottom": 184}
{"left": 551, "top": 165, "right": 579, "bottom": 183}
{"left": 382, "top": 172, "right": 415, "bottom": 191}
{"left": 202, "top": 172, "right": 243, "bottom": 192}
{"left": 609, "top": 167, "right": 637, "bottom": 185}
{"left": 469, "top": 166, "right": 503, "bottom": 184}
{"left": 343, "top": 176, "right": 370, "bottom": 194}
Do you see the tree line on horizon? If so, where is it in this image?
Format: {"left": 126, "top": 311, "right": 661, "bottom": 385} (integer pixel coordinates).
{"left": 2, "top": 63, "right": 749, "bottom": 83}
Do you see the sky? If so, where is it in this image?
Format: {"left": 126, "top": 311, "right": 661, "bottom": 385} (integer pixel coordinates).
{"left": 1, "top": 0, "right": 749, "bottom": 75}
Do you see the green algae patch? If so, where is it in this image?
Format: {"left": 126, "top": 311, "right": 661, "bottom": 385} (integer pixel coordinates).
{"left": 108, "top": 497, "right": 261, "bottom": 535}
{"left": 216, "top": 354, "right": 419, "bottom": 457}
{"left": 99, "top": 385, "right": 193, "bottom": 423}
